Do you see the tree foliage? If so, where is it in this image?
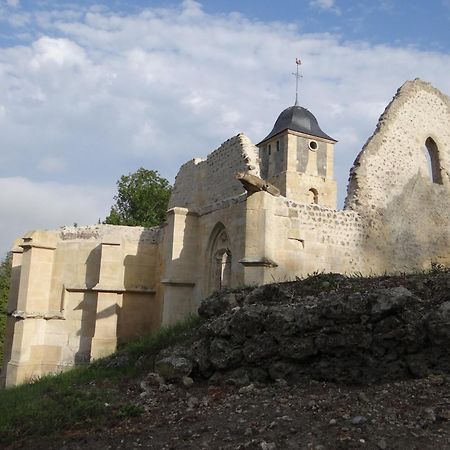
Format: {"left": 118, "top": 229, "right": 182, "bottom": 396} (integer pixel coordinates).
{"left": 104, "top": 168, "right": 171, "bottom": 228}
{"left": 0, "top": 253, "right": 11, "bottom": 365}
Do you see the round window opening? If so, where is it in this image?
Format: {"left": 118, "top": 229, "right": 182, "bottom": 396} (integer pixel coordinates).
{"left": 309, "top": 140, "right": 318, "bottom": 151}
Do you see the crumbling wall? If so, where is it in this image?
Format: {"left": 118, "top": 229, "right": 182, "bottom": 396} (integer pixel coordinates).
{"left": 269, "top": 198, "right": 365, "bottom": 277}
{"left": 169, "top": 133, "right": 260, "bottom": 211}
{"left": 242, "top": 191, "right": 367, "bottom": 285}
{"left": 345, "top": 79, "right": 450, "bottom": 272}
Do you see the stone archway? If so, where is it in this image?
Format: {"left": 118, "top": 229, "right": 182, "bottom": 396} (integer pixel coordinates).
{"left": 207, "top": 223, "right": 232, "bottom": 293}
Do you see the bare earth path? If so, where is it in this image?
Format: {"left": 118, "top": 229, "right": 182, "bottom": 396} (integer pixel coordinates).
{"left": 15, "top": 375, "right": 450, "bottom": 450}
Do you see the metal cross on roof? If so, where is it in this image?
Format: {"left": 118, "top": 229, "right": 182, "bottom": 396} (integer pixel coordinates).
{"left": 292, "top": 58, "right": 302, "bottom": 106}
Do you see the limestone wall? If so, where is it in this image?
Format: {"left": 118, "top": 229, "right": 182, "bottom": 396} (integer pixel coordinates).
{"left": 242, "top": 192, "right": 366, "bottom": 285}
{"left": 161, "top": 197, "right": 248, "bottom": 326}
{"left": 345, "top": 79, "right": 450, "bottom": 272}
{"left": 168, "top": 133, "right": 260, "bottom": 211}
{"left": 1, "top": 224, "right": 164, "bottom": 387}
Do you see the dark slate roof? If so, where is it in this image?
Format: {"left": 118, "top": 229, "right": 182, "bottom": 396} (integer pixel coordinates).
{"left": 258, "top": 105, "right": 337, "bottom": 145}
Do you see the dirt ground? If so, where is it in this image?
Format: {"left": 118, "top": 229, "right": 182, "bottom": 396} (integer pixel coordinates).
{"left": 14, "top": 374, "right": 450, "bottom": 450}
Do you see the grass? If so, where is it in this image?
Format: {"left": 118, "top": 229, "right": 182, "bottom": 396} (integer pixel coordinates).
{"left": 0, "top": 314, "right": 202, "bottom": 446}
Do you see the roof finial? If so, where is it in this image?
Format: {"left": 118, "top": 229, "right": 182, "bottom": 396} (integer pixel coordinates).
{"left": 292, "top": 58, "right": 302, "bottom": 106}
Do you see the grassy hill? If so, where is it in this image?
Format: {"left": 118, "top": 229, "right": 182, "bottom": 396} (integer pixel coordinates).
{"left": 0, "top": 316, "right": 201, "bottom": 446}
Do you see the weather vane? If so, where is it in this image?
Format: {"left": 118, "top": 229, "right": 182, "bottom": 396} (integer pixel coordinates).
{"left": 292, "top": 58, "right": 302, "bottom": 106}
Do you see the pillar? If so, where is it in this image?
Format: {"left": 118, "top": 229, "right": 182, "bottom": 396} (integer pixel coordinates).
{"left": 90, "top": 238, "right": 124, "bottom": 359}
{"left": 161, "top": 208, "right": 199, "bottom": 325}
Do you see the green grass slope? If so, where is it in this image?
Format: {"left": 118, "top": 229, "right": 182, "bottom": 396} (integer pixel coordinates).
{"left": 0, "top": 315, "right": 201, "bottom": 446}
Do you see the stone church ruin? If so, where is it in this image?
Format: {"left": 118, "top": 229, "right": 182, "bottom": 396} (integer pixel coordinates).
{"left": 1, "top": 79, "right": 449, "bottom": 387}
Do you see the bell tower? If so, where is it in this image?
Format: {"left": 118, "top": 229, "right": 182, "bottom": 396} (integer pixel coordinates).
{"left": 257, "top": 60, "right": 337, "bottom": 208}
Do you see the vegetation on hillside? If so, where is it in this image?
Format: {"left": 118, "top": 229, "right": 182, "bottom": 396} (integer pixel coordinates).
{"left": 0, "top": 315, "right": 201, "bottom": 446}
{"left": 105, "top": 168, "right": 172, "bottom": 227}
{"left": 0, "top": 253, "right": 11, "bottom": 366}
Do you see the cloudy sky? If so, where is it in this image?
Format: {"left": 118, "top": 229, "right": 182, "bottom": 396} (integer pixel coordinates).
{"left": 0, "top": 0, "right": 450, "bottom": 256}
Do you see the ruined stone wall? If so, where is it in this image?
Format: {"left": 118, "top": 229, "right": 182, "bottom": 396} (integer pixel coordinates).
{"left": 244, "top": 192, "right": 366, "bottom": 284}
{"left": 1, "top": 225, "right": 164, "bottom": 387}
{"left": 345, "top": 79, "right": 450, "bottom": 272}
{"left": 168, "top": 133, "right": 260, "bottom": 211}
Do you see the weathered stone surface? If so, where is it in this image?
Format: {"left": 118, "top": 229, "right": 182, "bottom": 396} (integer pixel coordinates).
{"left": 155, "top": 348, "right": 194, "bottom": 381}
{"left": 198, "top": 292, "right": 240, "bottom": 319}
{"left": 188, "top": 273, "right": 450, "bottom": 384}
{"left": 236, "top": 171, "right": 281, "bottom": 197}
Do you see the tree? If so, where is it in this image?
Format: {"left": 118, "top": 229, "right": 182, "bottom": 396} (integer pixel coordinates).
{"left": 105, "top": 168, "right": 172, "bottom": 228}
{"left": 0, "top": 253, "right": 11, "bottom": 366}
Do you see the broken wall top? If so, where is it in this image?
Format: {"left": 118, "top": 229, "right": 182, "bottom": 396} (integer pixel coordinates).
{"left": 168, "top": 133, "right": 260, "bottom": 213}
{"left": 345, "top": 79, "right": 450, "bottom": 212}
{"left": 13, "top": 224, "right": 163, "bottom": 251}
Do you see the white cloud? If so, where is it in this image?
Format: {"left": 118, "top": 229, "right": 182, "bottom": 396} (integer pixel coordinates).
{"left": 37, "top": 155, "right": 67, "bottom": 173}
{"left": 5, "top": 0, "right": 20, "bottom": 7}
{"left": 310, "top": 0, "right": 335, "bottom": 9}
{"left": 30, "top": 37, "right": 87, "bottom": 69}
{"left": 309, "top": 0, "right": 340, "bottom": 14}
{"left": 0, "top": 177, "right": 113, "bottom": 254}
{"left": 0, "top": 2, "right": 449, "bottom": 256}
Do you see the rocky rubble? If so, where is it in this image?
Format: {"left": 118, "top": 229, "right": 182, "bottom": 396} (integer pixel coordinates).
{"left": 160, "top": 271, "right": 450, "bottom": 385}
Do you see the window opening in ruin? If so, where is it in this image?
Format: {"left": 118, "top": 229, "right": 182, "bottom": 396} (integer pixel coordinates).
{"left": 215, "top": 250, "right": 231, "bottom": 290}
{"left": 424, "top": 137, "right": 443, "bottom": 184}
{"left": 308, "top": 188, "right": 319, "bottom": 204}
{"left": 268, "top": 144, "right": 271, "bottom": 155}
{"left": 207, "top": 223, "right": 232, "bottom": 293}
{"left": 276, "top": 140, "right": 280, "bottom": 151}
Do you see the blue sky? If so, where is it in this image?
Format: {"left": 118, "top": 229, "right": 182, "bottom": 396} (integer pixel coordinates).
{"left": 3, "top": 1, "right": 449, "bottom": 50}
{"left": 0, "top": 0, "right": 449, "bottom": 255}
{"left": 205, "top": 0, "right": 450, "bottom": 50}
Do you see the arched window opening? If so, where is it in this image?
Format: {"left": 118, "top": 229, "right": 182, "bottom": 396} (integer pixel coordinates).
{"left": 308, "top": 188, "right": 319, "bottom": 204}
{"left": 424, "top": 137, "right": 443, "bottom": 184}
{"left": 207, "top": 223, "right": 232, "bottom": 293}
{"left": 215, "top": 250, "right": 231, "bottom": 290}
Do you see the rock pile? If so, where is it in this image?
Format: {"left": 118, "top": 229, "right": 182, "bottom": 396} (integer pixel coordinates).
{"left": 157, "top": 271, "right": 450, "bottom": 385}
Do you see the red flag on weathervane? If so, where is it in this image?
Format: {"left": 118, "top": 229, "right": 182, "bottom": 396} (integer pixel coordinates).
{"left": 296, "top": 58, "right": 302, "bottom": 65}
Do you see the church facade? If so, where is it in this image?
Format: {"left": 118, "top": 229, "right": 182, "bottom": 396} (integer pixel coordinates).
{"left": 2, "top": 79, "right": 450, "bottom": 387}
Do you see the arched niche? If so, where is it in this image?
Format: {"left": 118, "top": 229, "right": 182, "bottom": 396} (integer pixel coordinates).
{"left": 206, "top": 223, "right": 232, "bottom": 293}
